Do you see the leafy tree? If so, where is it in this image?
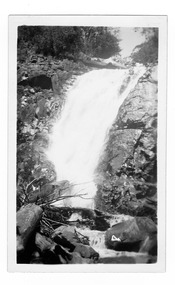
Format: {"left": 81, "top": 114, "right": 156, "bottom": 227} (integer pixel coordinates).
{"left": 131, "top": 28, "right": 158, "bottom": 65}
{"left": 17, "top": 26, "right": 121, "bottom": 59}
{"left": 80, "top": 26, "right": 121, "bottom": 58}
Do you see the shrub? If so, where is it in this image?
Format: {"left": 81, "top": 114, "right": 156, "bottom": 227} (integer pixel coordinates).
{"left": 131, "top": 28, "right": 158, "bottom": 65}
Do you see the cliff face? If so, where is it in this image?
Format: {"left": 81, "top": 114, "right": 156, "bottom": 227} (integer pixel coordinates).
{"left": 95, "top": 66, "right": 158, "bottom": 222}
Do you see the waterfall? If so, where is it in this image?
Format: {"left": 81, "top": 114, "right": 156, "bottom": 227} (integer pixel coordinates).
{"left": 47, "top": 64, "right": 146, "bottom": 208}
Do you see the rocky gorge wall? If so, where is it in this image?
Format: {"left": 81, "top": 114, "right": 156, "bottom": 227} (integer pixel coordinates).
{"left": 95, "top": 66, "right": 158, "bottom": 223}
{"left": 17, "top": 53, "right": 90, "bottom": 209}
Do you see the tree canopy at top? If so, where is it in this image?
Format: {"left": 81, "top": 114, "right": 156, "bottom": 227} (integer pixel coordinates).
{"left": 18, "top": 26, "right": 121, "bottom": 60}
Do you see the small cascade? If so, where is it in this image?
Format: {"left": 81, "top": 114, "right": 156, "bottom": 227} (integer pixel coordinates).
{"left": 75, "top": 226, "right": 148, "bottom": 262}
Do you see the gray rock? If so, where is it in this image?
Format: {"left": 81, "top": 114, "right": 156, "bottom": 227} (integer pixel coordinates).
{"left": 73, "top": 243, "right": 99, "bottom": 259}
{"left": 17, "top": 204, "right": 43, "bottom": 251}
{"left": 69, "top": 252, "right": 94, "bottom": 264}
{"left": 35, "top": 233, "right": 56, "bottom": 252}
{"left": 105, "top": 216, "right": 157, "bottom": 252}
{"left": 52, "top": 225, "right": 76, "bottom": 243}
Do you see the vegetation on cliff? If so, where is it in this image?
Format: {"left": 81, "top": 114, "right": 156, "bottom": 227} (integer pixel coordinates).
{"left": 131, "top": 28, "right": 158, "bottom": 65}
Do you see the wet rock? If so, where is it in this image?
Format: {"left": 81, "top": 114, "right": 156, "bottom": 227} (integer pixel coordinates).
{"left": 139, "top": 233, "right": 157, "bottom": 256}
{"left": 105, "top": 216, "right": 157, "bottom": 252}
{"left": 52, "top": 225, "right": 99, "bottom": 260}
{"left": 116, "top": 82, "right": 157, "bottom": 129}
{"left": 69, "top": 252, "right": 94, "bottom": 264}
{"left": 73, "top": 243, "right": 99, "bottom": 259}
{"left": 52, "top": 225, "right": 76, "bottom": 243}
{"left": 17, "top": 204, "right": 43, "bottom": 251}
{"left": 99, "top": 129, "right": 142, "bottom": 173}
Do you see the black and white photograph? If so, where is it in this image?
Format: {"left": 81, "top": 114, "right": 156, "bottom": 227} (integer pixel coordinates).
{"left": 8, "top": 15, "right": 167, "bottom": 272}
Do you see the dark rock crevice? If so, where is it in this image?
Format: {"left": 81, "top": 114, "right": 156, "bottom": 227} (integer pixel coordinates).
{"left": 18, "top": 74, "right": 52, "bottom": 90}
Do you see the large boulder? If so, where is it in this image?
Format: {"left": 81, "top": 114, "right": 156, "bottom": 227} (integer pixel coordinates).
{"left": 105, "top": 216, "right": 157, "bottom": 253}
{"left": 17, "top": 203, "right": 43, "bottom": 251}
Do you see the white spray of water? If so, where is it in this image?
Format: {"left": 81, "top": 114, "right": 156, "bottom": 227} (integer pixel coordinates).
{"left": 47, "top": 65, "right": 146, "bottom": 208}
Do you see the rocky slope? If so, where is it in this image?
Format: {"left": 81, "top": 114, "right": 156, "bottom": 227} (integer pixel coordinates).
{"left": 17, "top": 53, "right": 90, "bottom": 209}
{"left": 95, "top": 66, "right": 158, "bottom": 222}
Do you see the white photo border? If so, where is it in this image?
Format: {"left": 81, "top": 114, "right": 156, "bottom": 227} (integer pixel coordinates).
{"left": 8, "top": 15, "right": 167, "bottom": 273}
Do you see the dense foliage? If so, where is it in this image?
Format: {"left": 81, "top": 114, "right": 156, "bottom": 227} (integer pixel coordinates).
{"left": 79, "top": 26, "right": 121, "bottom": 58}
{"left": 17, "top": 26, "right": 121, "bottom": 60}
{"left": 131, "top": 28, "right": 158, "bottom": 65}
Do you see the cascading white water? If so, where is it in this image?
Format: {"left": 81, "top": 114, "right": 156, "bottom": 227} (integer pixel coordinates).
{"left": 47, "top": 64, "right": 146, "bottom": 208}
